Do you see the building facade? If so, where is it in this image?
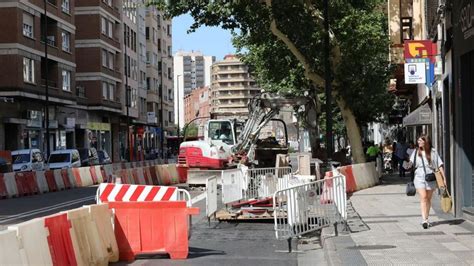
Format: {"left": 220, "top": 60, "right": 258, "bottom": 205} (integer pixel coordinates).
{"left": 0, "top": 0, "right": 77, "bottom": 154}
{"left": 210, "top": 55, "right": 260, "bottom": 120}
{"left": 388, "top": 0, "right": 474, "bottom": 221}
{"left": 173, "top": 50, "right": 215, "bottom": 129}
{"left": 183, "top": 86, "right": 210, "bottom": 125}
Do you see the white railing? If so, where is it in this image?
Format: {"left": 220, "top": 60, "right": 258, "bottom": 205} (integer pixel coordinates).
{"left": 273, "top": 174, "right": 347, "bottom": 242}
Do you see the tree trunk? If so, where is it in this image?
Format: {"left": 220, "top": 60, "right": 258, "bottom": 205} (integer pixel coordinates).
{"left": 308, "top": 125, "right": 319, "bottom": 158}
{"left": 336, "top": 97, "right": 366, "bottom": 164}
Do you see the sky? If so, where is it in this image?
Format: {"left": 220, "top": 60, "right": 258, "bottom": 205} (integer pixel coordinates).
{"left": 172, "top": 14, "right": 236, "bottom": 60}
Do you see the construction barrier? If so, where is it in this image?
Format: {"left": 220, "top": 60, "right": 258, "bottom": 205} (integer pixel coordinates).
{"left": 187, "top": 169, "right": 223, "bottom": 186}
{"left": 45, "top": 170, "right": 58, "bottom": 192}
{"left": 35, "top": 170, "right": 49, "bottom": 193}
{"left": 273, "top": 174, "right": 347, "bottom": 241}
{"left": 63, "top": 207, "right": 109, "bottom": 266}
{"left": 15, "top": 171, "right": 39, "bottom": 196}
{"left": 244, "top": 167, "right": 297, "bottom": 200}
{"left": 148, "top": 166, "right": 159, "bottom": 185}
{"left": 3, "top": 172, "right": 18, "bottom": 198}
{"left": 338, "top": 165, "right": 357, "bottom": 193}
{"left": 97, "top": 183, "right": 181, "bottom": 204}
{"left": 85, "top": 204, "right": 119, "bottom": 262}
{"left": 108, "top": 201, "right": 199, "bottom": 260}
{"left": 71, "top": 168, "right": 83, "bottom": 187}
{"left": 0, "top": 229, "right": 23, "bottom": 264}
{"left": 297, "top": 154, "right": 311, "bottom": 175}
{"left": 63, "top": 168, "right": 75, "bottom": 189}
{"left": 167, "top": 164, "right": 180, "bottom": 184}
{"left": 44, "top": 213, "right": 78, "bottom": 266}
{"left": 222, "top": 168, "right": 245, "bottom": 204}
{"left": 8, "top": 218, "right": 53, "bottom": 265}
{"left": 206, "top": 176, "right": 218, "bottom": 218}
{"left": 0, "top": 173, "right": 8, "bottom": 198}
{"left": 53, "top": 169, "right": 66, "bottom": 190}
{"left": 176, "top": 165, "right": 188, "bottom": 184}
{"left": 78, "top": 167, "right": 94, "bottom": 187}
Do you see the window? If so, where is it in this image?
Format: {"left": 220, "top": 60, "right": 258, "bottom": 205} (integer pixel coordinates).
{"left": 108, "top": 21, "right": 113, "bottom": 38}
{"left": 62, "top": 70, "right": 71, "bottom": 91}
{"left": 108, "top": 52, "right": 114, "bottom": 69}
{"left": 167, "top": 24, "right": 171, "bottom": 36}
{"left": 23, "top": 58, "right": 34, "bottom": 83}
{"left": 102, "top": 0, "right": 112, "bottom": 6}
{"left": 101, "top": 17, "right": 107, "bottom": 34}
{"left": 131, "top": 88, "right": 137, "bottom": 108}
{"left": 145, "top": 27, "right": 149, "bottom": 39}
{"left": 102, "top": 82, "right": 108, "bottom": 99}
{"left": 61, "top": 31, "right": 70, "bottom": 52}
{"left": 146, "top": 52, "right": 151, "bottom": 63}
{"left": 23, "top": 13, "right": 34, "bottom": 38}
{"left": 61, "top": 0, "right": 70, "bottom": 13}
{"left": 108, "top": 83, "right": 115, "bottom": 101}
{"left": 102, "top": 50, "right": 107, "bottom": 67}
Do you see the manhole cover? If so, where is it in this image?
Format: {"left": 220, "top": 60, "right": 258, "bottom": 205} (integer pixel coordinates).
{"left": 347, "top": 245, "right": 396, "bottom": 250}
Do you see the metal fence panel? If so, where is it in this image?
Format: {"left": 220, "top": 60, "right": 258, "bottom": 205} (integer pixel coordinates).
{"left": 273, "top": 175, "right": 347, "bottom": 240}
{"left": 222, "top": 169, "right": 245, "bottom": 204}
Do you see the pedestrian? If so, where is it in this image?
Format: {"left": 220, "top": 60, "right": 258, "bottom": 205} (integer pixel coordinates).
{"left": 395, "top": 140, "right": 408, "bottom": 177}
{"left": 366, "top": 142, "right": 380, "bottom": 162}
{"left": 408, "top": 135, "right": 446, "bottom": 229}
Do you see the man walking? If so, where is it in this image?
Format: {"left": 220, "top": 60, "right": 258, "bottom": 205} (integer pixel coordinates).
{"left": 395, "top": 140, "right": 408, "bottom": 177}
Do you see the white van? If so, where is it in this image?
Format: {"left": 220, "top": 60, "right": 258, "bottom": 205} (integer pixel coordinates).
{"left": 12, "top": 149, "right": 45, "bottom": 172}
{"left": 48, "top": 149, "right": 81, "bottom": 170}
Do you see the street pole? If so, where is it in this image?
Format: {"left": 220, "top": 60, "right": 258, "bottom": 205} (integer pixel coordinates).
{"left": 125, "top": 30, "right": 131, "bottom": 162}
{"left": 43, "top": 0, "right": 50, "bottom": 158}
{"left": 160, "top": 59, "right": 165, "bottom": 159}
{"left": 176, "top": 74, "right": 181, "bottom": 148}
{"left": 323, "top": 0, "right": 333, "bottom": 158}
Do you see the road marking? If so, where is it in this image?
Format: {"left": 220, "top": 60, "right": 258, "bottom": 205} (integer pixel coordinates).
{"left": 191, "top": 192, "right": 207, "bottom": 205}
{"left": 0, "top": 196, "right": 95, "bottom": 224}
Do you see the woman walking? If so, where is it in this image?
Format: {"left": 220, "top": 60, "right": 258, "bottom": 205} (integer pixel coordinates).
{"left": 409, "top": 135, "right": 446, "bottom": 229}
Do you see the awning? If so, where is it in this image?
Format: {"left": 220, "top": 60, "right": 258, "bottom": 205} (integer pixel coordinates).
{"left": 403, "top": 103, "right": 432, "bottom": 127}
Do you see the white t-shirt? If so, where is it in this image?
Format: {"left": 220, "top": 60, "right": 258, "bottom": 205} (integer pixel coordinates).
{"left": 409, "top": 149, "right": 443, "bottom": 179}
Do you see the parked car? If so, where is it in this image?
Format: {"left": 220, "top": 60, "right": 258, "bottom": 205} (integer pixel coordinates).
{"left": 77, "top": 148, "right": 99, "bottom": 166}
{"left": 97, "top": 150, "right": 112, "bottom": 165}
{"left": 12, "top": 149, "right": 45, "bottom": 172}
{"left": 48, "top": 149, "right": 81, "bottom": 170}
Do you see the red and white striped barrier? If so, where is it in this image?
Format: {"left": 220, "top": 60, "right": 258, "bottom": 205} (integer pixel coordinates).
{"left": 97, "top": 183, "right": 179, "bottom": 203}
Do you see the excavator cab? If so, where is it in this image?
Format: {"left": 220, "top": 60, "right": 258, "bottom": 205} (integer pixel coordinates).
{"left": 208, "top": 120, "right": 236, "bottom": 145}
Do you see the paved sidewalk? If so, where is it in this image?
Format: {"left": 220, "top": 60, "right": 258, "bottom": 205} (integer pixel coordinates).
{"left": 322, "top": 174, "right": 474, "bottom": 265}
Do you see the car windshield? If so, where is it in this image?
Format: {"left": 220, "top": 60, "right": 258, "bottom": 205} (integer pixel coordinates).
{"left": 49, "top": 153, "right": 70, "bottom": 163}
{"left": 12, "top": 154, "right": 30, "bottom": 164}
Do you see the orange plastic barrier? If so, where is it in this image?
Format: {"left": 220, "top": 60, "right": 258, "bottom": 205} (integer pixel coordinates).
{"left": 15, "top": 172, "right": 39, "bottom": 196}
{"left": 89, "top": 166, "right": 99, "bottom": 184}
{"left": 148, "top": 166, "right": 159, "bottom": 185}
{"left": 176, "top": 165, "right": 188, "bottom": 184}
{"left": 45, "top": 170, "right": 58, "bottom": 192}
{"left": 339, "top": 166, "right": 357, "bottom": 193}
{"left": 71, "top": 168, "right": 82, "bottom": 187}
{"left": 0, "top": 173, "right": 7, "bottom": 198}
{"left": 60, "top": 169, "right": 73, "bottom": 189}
{"left": 44, "top": 213, "right": 78, "bottom": 266}
{"left": 108, "top": 201, "right": 199, "bottom": 260}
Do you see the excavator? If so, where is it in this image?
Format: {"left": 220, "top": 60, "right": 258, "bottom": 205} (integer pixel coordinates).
{"left": 177, "top": 93, "right": 307, "bottom": 170}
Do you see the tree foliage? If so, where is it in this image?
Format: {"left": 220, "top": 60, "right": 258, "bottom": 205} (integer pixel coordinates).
{"left": 152, "top": 0, "right": 394, "bottom": 162}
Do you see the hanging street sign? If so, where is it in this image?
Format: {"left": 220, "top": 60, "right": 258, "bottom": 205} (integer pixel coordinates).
{"left": 404, "top": 61, "right": 426, "bottom": 84}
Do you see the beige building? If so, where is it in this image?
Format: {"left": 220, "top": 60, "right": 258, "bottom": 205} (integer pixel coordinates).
{"left": 210, "top": 55, "right": 260, "bottom": 119}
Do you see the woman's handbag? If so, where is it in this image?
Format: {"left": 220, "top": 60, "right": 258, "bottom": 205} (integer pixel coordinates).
{"left": 406, "top": 181, "right": 416, "bottom": 196}
{"left": 440, "top": 188, "right": 452, "bottom": 213}
{"left": 435, "top": 170, "right": 445, "bottom": 188}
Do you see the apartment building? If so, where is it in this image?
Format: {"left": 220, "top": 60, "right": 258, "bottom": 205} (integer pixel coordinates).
{"left": 174, "top": 50, "right": 215, "bottom": 129}
{"left": 183, "top": 86, "right": 210, "bottom": 125}
{"left": 210, "top": 55, "right": 260, "bottom": 120}
{"left": 144, "top": 7, "right": 173, "bottom": 157}
{"left": 0, "top": 0, "right": 77, "bottom": 153}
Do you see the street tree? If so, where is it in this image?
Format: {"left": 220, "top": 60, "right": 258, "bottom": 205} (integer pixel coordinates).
{"left": 152, "top": 0, "right": 393, "bottom": 163}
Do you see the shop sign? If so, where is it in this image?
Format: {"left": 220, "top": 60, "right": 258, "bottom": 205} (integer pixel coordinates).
{"left": 27, "top": 119, "right": 41, "bottom": 128}
{"left": 48, "top": 120, "right": 58, "bottom": 129}
{"left": 404, "top": 40, "right": 437, "bottom": 63}
{"left": 460, "top": 2, "right": 474, "bottom": 40}
{"left": 87, "top": 122, "right": 111, "bottom": 131}
{"left": 404, "top": 61, "right": 427, "bottom": 84}
{"left": 147, "top": 112, "right": 157, "bottom": 124}
{"left": 66, "top": 117, "right": 76, "bottom": 128}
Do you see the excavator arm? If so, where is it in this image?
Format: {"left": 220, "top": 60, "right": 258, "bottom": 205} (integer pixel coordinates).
{"left": 231, "top": 93, "right": 307, "bottom": 165}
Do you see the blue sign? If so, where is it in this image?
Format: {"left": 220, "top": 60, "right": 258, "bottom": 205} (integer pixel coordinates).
{"left": 406, "top": 58, "right": 434, "bottom": 88}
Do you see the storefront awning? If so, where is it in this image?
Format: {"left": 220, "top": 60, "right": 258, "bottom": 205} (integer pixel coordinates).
{"left": 403, "top": 103, "right": 432, "bottom": 127}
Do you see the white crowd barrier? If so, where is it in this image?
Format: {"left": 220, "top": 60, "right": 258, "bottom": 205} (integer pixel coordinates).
{"left": 4, "top": 172, "right": 18, "bottom": 198}
{"left": 273, "top": 174, "right": 347, "bottom": 241}
{"left": 53, "top": 169, "right": 66, "bottom": 190}
{"left": 0, "top": 230, "right": 23, "bottom": 264}
{"left": 206, "top": 176, "right": 218, "bottom": 218}
{"left": 35, "top": 171, "right": 49, "bottom": 193}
